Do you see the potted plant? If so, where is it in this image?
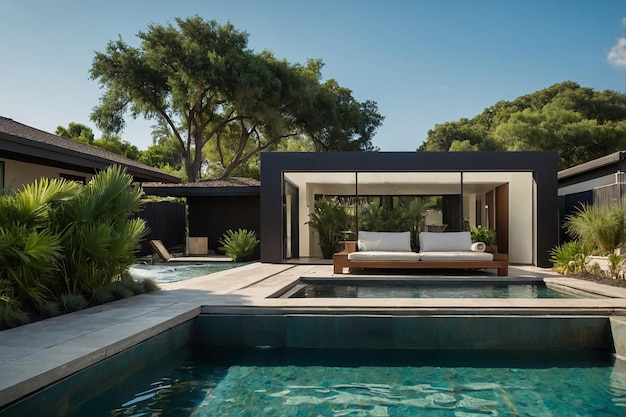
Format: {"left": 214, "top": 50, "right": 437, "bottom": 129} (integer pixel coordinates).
{"left": 470, "top": 225, "right": 497, "bottom": 253}
{"left": 306, "top": 197, "right": 350, "bottom": 259}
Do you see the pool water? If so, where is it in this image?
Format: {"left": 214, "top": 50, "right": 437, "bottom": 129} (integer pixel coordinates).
{"left": 287, "top": 281, "right": 575, "bottom": 298}
{"left": 64, "top": 347, "right": 626, "bottom": 417}
{"left": 129, "top": 262, "right": 244, "bottom": 283}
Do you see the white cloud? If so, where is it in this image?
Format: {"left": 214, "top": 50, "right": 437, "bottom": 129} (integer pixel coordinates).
{"left": 622, "top": 17, "right": 626, "bottom": 26}
{"left": 608, "top": 37, "right": 626, "bottom": 70}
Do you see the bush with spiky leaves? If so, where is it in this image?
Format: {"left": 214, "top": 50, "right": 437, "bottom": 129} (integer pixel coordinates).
{"left": 565, "top": 202, "right": 626, "bottom": 256}
{"left": 219, "top": 228, "right": 259, "bottom": 262}
{"left": 0, "top": 166, "right": 151, "bottom": 328}
{"left": 549, "top": 241, "right": 591, "bottom": 275}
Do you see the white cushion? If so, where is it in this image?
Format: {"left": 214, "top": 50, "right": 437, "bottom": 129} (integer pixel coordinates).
{"left": 357, "top": 231, "right": 412, "bottom": 252}
{"left": 419, "top": 232, "right": 473, "bottom": 252}
{"left": 349, "top": 251, "right": 421, "bottom": 261}
{"left": 419, "top": 251, "right": 494, "bottom": 261}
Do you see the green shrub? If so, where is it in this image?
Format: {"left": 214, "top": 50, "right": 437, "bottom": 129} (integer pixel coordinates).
{"left": 565, "top": 202, "right": 626, "bottom": 256}
{"left": 141, "top": 278, "right": 160, "bottom": 293}
{"left": 40, "top": 302, "right": 61, "bottom": 318}
{"left": 470, "top": 226, "right": 496, "bottom": 245}
{"left": 0, "top": 166, "right": 148, "bottom": 317}
{"left": 607, "top": 253, "right": 625, "bottom": 279}
{"left": 60, "top": 294, "right": 88, "bottom": 313}
{"left": 119, "top": 277, "right": 145, "bottom": 296}
{"left": 0, "top": 303, "right": 30, "bottom": 330}
{"left": 110, "top": 284, "right": 134, "bottom": 300}
{"left": 549, "top": 241, "right": 590, "bottom": 275}
{"left": 219, "top": 228, "right": 259, "bottom": 262}
{"left": 90, "top": 287, "right": 116, "bottom": 305}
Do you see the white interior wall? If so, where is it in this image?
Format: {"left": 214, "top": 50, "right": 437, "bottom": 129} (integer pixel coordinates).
{"left": 463, "top": 194, "right": 477, "bottom": 228}
{"left": 506, "top": 172, "right": 534, "bottom": 264}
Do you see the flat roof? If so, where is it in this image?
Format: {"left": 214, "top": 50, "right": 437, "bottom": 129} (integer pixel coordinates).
{"left": 558, "top": 151, "right": 626, "bottom": 180}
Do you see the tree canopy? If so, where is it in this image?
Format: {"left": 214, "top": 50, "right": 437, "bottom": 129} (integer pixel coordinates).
{"left": 56, "top": 122, "right": 141, "bottom": 161}
{"left": 419, "top": 81, "right": 626, "bottom": 169}
{"left": 90, "top": 16, "right": 383, "bottom": 181}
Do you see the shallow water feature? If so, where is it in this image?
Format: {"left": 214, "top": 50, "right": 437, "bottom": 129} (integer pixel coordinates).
{"left": 64, "top": 347, "right": 626, "bottom": 417}
{"left": 287, "top": 281, "right": 576, "bottom": 299}
{"left": 129, "top": 262, "right": 244, "bottom": 283}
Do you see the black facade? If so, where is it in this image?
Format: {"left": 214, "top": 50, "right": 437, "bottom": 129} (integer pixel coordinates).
{"left": 188, "top": 195, "right": 261, "bottom": 258}
{"left": 260, "top": 151, "right": 559, "bottom": 268}
{"left": 139, "top": 201, "right": 187, "bottom": 256}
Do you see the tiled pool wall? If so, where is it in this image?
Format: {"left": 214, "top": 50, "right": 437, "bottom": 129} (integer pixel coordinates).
{"left": 3, "top": 313, "right": 625, "bottom": 417}
{"left": 0, "top": 321, "right": 194, "bottom": 417}
{"left": 194, "top": 313, "right": 614, "bottom": 350}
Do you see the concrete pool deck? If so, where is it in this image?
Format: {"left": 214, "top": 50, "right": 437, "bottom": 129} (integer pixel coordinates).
{"left": 2, "top": 262, "right": 626, "bottom": 408}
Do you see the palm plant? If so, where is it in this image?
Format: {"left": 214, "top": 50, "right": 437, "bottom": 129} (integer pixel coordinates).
{"left": 393, "top": 197, "right": 438, "bottom": 250}
{"left": 307, "top": 197, "right": 350, "bottom": 259}
{"left": 549, "top": 241, "right": 591, "bottom": 275}
{"left": 0, "top": 178, "right": 79, "bottom": 310}
{"left": 358, "top": 201, "right": 390, "bottom": 232}
{"left": 59, "top": 166, "right": 147, "bottom": 294}
{"left": 607, "top": 253, "right": 625, "bottom": 279}
{"left": 565, "top": 202, "right": 626, "bottom": 256}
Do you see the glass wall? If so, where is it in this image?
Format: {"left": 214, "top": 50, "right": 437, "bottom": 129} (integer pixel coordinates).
{"left": 282, "top": 170, "right": 532, "bottom": 263}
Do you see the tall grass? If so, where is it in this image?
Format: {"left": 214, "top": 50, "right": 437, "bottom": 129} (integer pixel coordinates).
{"left": 565, "top": 202, "right": 626, "bottom": 256}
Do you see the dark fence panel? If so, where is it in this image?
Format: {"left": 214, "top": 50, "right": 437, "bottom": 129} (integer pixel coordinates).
{"left": 558, "top": 190, "right": 593, "bottom": 245}
{"left": 188, "top": 196, "right": 261, "bottom": 259}
{"left": 138, "top": 201, "right": 186, "bottom": 257}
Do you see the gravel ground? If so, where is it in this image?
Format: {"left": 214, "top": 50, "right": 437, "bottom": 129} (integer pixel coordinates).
{"left": 565, "top": 273, "right": 626, "bottom": 288}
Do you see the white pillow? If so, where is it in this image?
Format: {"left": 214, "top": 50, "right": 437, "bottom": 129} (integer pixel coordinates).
{"left": 419, "top": 231, "right": 473, "bottom": 252}
{"left": 357, "top": 231, "right": 412, "bottom": 252}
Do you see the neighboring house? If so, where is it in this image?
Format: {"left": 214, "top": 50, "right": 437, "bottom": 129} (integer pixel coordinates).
{"left": 0, "top": 116, "right": 180, "bottom": 190}
{"left": 260, "top": 151, "right": 559, "bottom": 268}
{"left": 558, "top": 151, "right": 626, "bottom": 244}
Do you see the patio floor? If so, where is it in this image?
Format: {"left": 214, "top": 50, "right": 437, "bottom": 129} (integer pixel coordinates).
{"left": 2, "top": 262, "right": 626, "bottom": 408}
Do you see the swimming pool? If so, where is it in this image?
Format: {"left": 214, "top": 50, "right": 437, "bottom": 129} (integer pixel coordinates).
{"left": 129, "top": 262, "right": 246, "bottom": 283}
{"left": 53, "top": 346, "right": 626, "bottom": 417}
{"left": 276, "top": 277, "right": 582, "bottom": 298}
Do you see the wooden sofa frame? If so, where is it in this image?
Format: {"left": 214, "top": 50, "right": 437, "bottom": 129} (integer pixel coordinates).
{"left": 332, "top": 241, "right": 508, "bottom": 276}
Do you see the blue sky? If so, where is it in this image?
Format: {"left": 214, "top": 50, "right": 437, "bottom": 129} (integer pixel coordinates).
{"left": 2, "top": 0, "right": 626, "bottom": 151}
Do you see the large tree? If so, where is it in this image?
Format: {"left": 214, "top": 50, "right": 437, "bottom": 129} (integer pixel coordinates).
{"left": 419, "top": 81, "right": 626, "bottom": 169}
{"left": 90, "top": 17, "right": 382, "bottom": 181}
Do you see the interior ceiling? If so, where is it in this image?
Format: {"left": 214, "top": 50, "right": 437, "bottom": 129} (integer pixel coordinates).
{"left": 285, "top": 172, "right": 508, "bottom": 195}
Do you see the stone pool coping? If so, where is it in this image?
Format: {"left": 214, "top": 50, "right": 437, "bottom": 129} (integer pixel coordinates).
{"left": 2, "top": 262, "right": 626, "bottom": 408}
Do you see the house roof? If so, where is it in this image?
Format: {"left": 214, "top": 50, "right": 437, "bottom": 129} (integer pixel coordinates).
{"left": 558, "top": 151, "right": 626, "bottom": 180}
{"left": 142, "top": 177, "right": 260, "bottom": 197}
{"left": 0, "top": 116, "right": 181, "bottom": 183}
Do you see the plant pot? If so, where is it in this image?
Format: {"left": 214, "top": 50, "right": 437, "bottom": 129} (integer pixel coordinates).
{"left": 320, "top": 243, "right": 341, "bottom": 259}
{"left": 486, "top": 245, "right": 498, "bottom": 254}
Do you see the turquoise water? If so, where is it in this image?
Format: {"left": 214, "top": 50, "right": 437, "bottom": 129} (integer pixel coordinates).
{"left": 291, "top": 282, "right": 574, "bottom": 298}
{"left": 129, "top": 262, "right": 243, "bottom": 283}
{"left": 64, "top": 347, "right": 626, "bottom": 416}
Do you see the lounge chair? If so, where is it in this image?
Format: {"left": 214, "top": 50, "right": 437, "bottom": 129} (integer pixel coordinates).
{"left": 333, "top": 231, "right": 508, "bottom": 276}
{"left": 149, "top": 240, "right": 233, "bottom": 263}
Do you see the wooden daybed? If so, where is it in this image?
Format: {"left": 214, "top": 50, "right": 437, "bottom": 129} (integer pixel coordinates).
{"left": 332, "top": 231, "right": 508, "bottom": 276}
